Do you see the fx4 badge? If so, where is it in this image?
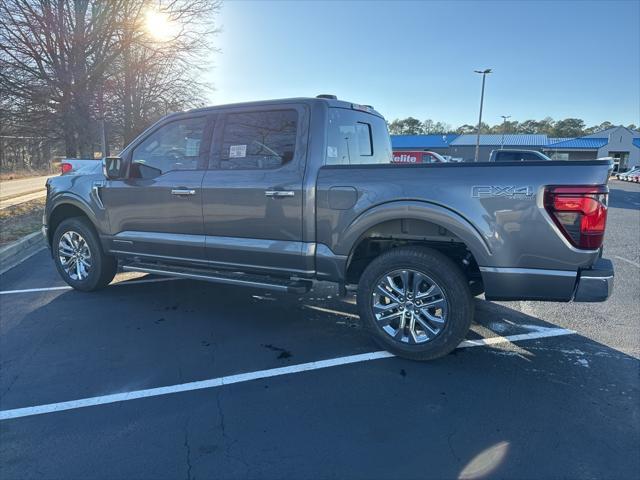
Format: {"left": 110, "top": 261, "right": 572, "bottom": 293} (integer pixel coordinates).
{"left": 472, "top": 185, "right": 534, "bottom": 198}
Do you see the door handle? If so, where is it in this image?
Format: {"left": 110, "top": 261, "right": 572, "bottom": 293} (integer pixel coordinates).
{"left": 265, "top": 190, "right": 295, "bottom": 198}
{"left": 171, "top": 189, "right": 196, "bottom": 196}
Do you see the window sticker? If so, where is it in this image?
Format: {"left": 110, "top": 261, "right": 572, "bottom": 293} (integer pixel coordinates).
{"left": 229, "top": 144, "right": 247, "bottom": 158}
{"left": 327, "top": 146, "right": 338, "bottom": 158}
{"left": 185, "top": 138, "right": 200, "bottom": 157}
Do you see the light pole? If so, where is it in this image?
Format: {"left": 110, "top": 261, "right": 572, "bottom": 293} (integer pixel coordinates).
{"left": 474, "top": 68, "right": 492, "bottom": 162}
{"left": 500, "top": 115, "right": 511, "bottom": 149}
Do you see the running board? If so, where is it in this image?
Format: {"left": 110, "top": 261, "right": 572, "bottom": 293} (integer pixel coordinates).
{"left": 121, "top": 263, "right": 312, "bottom": 294}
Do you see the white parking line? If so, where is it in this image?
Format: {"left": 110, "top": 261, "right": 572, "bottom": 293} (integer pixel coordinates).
{"left": 0, "top": 327, "right": 574, "bottom": 421}
{"left": 0, "top": 277, "right": 179, "bottom": 295}
{"left": 614, "top": 256, "right": 640, "bottom": 268}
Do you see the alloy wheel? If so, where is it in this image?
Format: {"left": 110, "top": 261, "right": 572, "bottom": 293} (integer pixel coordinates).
{"left": 58, "top": 230, "right": 92, "bottom": 281}
{"left": 372, "top": 269, "right": 448, "bottom": 344}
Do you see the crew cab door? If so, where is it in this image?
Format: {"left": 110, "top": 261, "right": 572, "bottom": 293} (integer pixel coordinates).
{"left": 101, "top": 114, "right": 214, "bottom": 262}
{"left": 201, "top": 105, "right": 311, "bottom": 276}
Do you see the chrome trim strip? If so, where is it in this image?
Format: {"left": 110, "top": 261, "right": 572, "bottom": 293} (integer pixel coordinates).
{"left": 122, "top": 265, "right": 291, "bottom": 292}
{"left": 579, "top": 274, "right": 614, "bottom": 280}
{"left": 479, "top": 266, "right": 576, "bottom": 277}
{"left": 92, "top": 181, "right": 105, "bottom": 209}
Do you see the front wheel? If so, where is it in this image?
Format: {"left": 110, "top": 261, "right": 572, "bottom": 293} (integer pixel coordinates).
{"left": 52, "top": 217, "right": 117, "bottom": 291}
{"left": 357, "top": 246, "right": 474, "bottom": 361}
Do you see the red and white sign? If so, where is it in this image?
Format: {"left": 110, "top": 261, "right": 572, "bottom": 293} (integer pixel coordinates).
{"left": 392, "top": 151, "right": 423, "bottom": 164}
{"left": 391, "top": 150, "right": 446, "bottom": 164}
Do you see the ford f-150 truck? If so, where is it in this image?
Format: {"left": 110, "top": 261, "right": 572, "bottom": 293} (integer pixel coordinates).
{"left": 43, "top": 96, "right": 614, "bottom": 360}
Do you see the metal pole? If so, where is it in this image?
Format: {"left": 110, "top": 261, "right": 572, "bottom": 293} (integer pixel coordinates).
{"left": 474, "top": 69, "right": 491, "bottom": 162}
{"left": 500, "top": 115, "right": 510, "bottom": 149}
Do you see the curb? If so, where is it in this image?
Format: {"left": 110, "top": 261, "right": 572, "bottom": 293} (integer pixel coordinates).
{"left": 0, "top": 231, "right": 46, "bottom": 276}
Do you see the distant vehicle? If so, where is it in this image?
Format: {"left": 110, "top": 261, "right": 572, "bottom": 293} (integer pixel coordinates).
{"left": 391, "top": 150, "right": 448, "bottom": 164}
{"left": 60, "top": 159, "right": 100, "bottom": 175}
{"left": 617, "top": 167, "right": 640, "bottom": 180}
{"left": 489, "top": 149, "right": 552, "bottom": 162}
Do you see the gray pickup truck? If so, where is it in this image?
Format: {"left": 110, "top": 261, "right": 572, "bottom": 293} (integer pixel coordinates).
{"left": 43, "top": 96, "right": 614, "bottom": 360}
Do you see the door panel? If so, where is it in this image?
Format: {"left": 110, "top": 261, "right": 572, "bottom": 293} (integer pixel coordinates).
{"left": 103, "top": 170, "right": 206, "bottom": 261}
{"left": 202, "top": 106, "right": 310, "bottom": 275}
{"left": 102, "top": 114, "right": 213, "bottom": 262}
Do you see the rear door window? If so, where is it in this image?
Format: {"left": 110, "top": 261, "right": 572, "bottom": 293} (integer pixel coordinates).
{"left": 218, "top": 110, "right": 298, "bottom": 170}
{"left": 521, "top": 152, "right": 542, "bottom": 161}
{"left": 495, "top": 152, "right": 517, "bottom": 162}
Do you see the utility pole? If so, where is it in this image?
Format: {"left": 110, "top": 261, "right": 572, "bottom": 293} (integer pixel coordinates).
{"left": 474, "top": 69, "right": 492, "bottom": 162}
{"left": 500, "top": 115, "right": 511, "bottom": 149}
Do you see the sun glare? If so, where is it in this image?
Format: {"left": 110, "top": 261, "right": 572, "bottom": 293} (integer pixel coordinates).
{"left": 144, "top": 8, "right": 178, "bottom": 42}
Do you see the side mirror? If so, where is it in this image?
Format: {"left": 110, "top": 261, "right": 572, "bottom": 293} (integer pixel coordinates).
{"left": 103, "top": 156, "right": 126, "bottom": 180}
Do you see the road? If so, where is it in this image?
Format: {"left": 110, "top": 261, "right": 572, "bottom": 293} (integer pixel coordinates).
{"left": 0, "top": 181, "right": 638, "bottom": 479}
{"left": 0, "top": 175, "right": 54, "bottom": 209}
{"left": 0, "top": 175, "right": 54, "bottom": 200}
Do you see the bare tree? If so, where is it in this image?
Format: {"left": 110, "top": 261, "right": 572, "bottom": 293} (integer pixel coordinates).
{"left": 107, "top": 0, "right": 221, "bottom": 146}
{"left": 0, "top": 0, "right": 220, "bottom": 168}
{"left": 0, "top": 0, "right": 128, "bottom": 157}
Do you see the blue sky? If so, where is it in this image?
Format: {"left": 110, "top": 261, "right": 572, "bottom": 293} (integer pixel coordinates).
{"left": 207, "top": 0, "right": 640, "bottom": 127}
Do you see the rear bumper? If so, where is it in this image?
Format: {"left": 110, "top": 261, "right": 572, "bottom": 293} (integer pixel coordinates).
{"left": 480, "top": 258, "right": 614, "bottom": 302}
{"left": 573, "top": 258, "right": 614, "bottom": 302}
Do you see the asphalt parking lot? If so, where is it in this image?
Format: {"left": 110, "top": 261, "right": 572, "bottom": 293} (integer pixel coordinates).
{"left": 1, "top": 180, "right": 638, "bottom": 480}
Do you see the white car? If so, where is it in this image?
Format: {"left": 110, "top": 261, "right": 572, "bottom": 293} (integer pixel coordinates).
{"left": 617, "top": 167, "right": 640, "bottom": 181}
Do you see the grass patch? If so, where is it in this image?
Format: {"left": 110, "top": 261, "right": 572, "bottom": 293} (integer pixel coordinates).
{"left": 0, "top": 198, "right": 46, "bottom": 246}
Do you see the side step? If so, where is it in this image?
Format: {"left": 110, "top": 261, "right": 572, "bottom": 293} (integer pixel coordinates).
{"left": 122, "top": 263, "right": 312, "bottom": 294}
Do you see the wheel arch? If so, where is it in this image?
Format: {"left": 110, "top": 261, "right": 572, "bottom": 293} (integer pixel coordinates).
{"left": 47, "top": 195, "right": 100, "bottom": 247}
{"left": 340, "top": 201, "right": 492, "bottom": 285}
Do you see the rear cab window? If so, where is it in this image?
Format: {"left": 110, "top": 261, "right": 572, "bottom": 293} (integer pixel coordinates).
{"left": 326, "top": 108, "right": 392, "bottom": 165}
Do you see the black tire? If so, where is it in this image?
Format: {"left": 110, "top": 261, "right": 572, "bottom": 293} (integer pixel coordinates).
{"left": 52, "top": 217, "right": 117, "bottom": 292}
{"left": 357, "top": 246, "right": 474, "bottom": 361}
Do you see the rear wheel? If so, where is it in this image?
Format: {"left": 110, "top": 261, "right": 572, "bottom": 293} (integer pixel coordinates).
{"left": 53, "top": 217, "right": 117, "bottom": 291}
{"left": 357, "top": 246, "right": 474, "bottom": 361}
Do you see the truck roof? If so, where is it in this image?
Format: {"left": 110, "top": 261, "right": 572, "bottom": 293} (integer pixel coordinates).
{"left": 184, "top": 96, "right": 384, "bottom": 118}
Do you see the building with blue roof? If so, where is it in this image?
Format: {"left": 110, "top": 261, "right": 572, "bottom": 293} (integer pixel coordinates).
{"left": 544, "top": 126, "right": 640, "bottom": 169}
{"left": 390, "top": 126, "right": 640, "bottom": 169}
{"left": 390, "top": 134, "right": 458, "bottom": 156}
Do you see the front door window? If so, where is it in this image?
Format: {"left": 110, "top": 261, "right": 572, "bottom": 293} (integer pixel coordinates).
{"left": 131, "top": 117, "right": 208, "bottom": 178}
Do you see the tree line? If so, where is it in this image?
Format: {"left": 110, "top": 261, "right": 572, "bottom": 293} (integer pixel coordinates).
{"left": 0, "top": 0, "right": 220, "bottom": 171}
{"left": 388, "top": 117, "right": 639, "bottom": 138}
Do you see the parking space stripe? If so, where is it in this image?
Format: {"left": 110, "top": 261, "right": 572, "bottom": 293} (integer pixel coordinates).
{"left": 0, "top": 277, "right": 179, "bottom": 295}
{"left": 614, "top": 255, "right": 640, "bottom": 268}
{"left": 0, "top": 327, "right": 574, "bottom": 421}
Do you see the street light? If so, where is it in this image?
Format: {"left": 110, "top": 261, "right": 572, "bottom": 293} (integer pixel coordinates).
{"left": 474, "top": 68, "right": 492, "bottom": 162}
{"left": 500, "top": 115, "right": 511, "bottom": 149}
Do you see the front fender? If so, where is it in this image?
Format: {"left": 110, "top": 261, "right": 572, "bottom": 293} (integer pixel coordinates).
{"left": 46, "top": 190, "right": 108, "bottom": 248}
{"left": 337, "top": 200, "right": 493, "bottom": 266}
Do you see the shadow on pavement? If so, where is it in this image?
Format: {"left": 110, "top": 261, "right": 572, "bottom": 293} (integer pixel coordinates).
{"left": 0, "top": 279, "right": 638, "bottom": 479}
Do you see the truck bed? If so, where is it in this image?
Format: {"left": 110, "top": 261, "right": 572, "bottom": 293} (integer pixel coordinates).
{"left": 315, "top": 160, "right": 612, "bottom": 300}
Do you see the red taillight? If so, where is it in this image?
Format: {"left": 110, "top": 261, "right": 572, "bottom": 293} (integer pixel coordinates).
{"left": 544, "top": 185, "right": 608, "bottom": 250}
{"left": 60, "top": 162, "right": 72, "bottom": 174}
